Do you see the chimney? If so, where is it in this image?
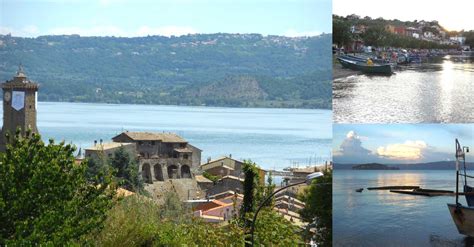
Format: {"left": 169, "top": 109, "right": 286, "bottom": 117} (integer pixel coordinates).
{"left": 207, "top": 157, "right": 211, "bottom": 163}
{"left": 100, "top": 139, "right": 103, "bottom": 145}
{"left": 94, "top": 140, "right": 97, "bottom": 146}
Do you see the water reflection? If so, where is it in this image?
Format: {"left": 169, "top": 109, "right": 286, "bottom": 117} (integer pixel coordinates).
{"left": 334, "top": 170, "right": 470, "bottom": 247}
{"left": 333, "top": 56, "right": 474, "bottom": 123}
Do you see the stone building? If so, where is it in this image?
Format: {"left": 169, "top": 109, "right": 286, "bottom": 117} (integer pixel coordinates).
{"left": 84, "top": 141, "right": 136, "bottom": 161}
{"left": 112, "top": 131, "right": 202, "bottom": 183}
{"left": 200, "top": 156, "right": 244, "bottom": 178}
{"left": 0, "top": 65, "right": 39, "bottom": 151}
{"left": 206, "top": 175, "right": 244, "bottom": 196}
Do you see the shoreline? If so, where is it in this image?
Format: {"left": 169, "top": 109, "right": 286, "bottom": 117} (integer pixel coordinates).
{"left": 333, "top": 62, "right": 360, "bottom": 79}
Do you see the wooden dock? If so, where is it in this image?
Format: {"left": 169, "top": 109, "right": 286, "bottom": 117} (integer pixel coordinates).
{"left": 367, "top": 186, "right": 420, "bottom": 190}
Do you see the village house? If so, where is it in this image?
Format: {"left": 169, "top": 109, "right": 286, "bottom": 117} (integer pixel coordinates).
{"left": 350, "top": 24, "right": 367, "bottom": 34}
{"left": 200, "top": 156, "right": 266, "bottom": 185}
{"left": 112, "top": 131, "right": 202, "bottom": 183}
{"left": 193, "top": 191, "right": 243, "bottom": 223}
{"left": 206, "top": 175, "right": 244, "bottom": 196}
{"left": 200, "top": 156, "right": 244, "bottom": 178}
{"left": 84, "top": 141, "right": 136, "bottom": 160}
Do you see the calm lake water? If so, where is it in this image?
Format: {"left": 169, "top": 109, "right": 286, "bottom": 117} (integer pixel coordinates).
{"left": 333, "top": 56, "right": 474, "bottom": 123}
{"left": 334, "top": 170, "right": 474, "bottom": 247}
{"left": 0, "top": 102, "right": 332, "bottom": 170}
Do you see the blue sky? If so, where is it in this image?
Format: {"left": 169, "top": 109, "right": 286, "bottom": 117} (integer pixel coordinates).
{"left": 333, "top": 124, "right": 474, "bottom": 164}
{"left": 0, "top": 0, "right": 332, "bottom": 37}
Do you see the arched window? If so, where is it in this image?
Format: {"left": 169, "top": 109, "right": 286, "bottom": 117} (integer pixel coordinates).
{"left": 181, "top": 165, "right": 191, "bottom": 179}
{"left": 167, "top": 165, "right": 178, "bottom": 179}
{"left": 142, "top": 163, "right": 152, "bottom": 184}
{"left": 154, "top": 164, "right": 164, "bottom": 181}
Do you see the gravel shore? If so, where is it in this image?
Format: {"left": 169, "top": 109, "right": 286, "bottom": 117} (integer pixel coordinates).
{"left": 333, "top": 62, "right": 360, "bottom": 80}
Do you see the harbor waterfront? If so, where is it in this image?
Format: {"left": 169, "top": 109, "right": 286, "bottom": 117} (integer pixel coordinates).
{"left": 333, "top": 170, "right": 474, "bottom": 247}
{"left": 1, "top": 102, "right": 332, "bottom": 171}
{"left": 333, "top": 56, "right": 474, "bottom": 123}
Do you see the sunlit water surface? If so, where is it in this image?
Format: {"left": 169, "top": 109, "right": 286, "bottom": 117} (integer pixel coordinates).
{"left": 334, "top": 170, "right": 474, "bottom": 247}
{"left": 334, "top": 56, "right": 474, "bottom": 123}
{"left": 0, "top": 102, "right": 331, "bottom": 170}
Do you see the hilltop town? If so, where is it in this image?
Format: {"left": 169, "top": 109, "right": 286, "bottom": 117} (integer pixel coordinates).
{"left": 333, "top": 14, "right": 473, "bottom": 51}
{"left": 0, "top": 33, "right": 332, "bottom": 109}
{"left": 0, "top": 67, "right": 332, "bottom": 245}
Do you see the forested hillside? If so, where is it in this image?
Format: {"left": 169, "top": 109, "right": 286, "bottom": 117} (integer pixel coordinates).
{"left": 0, "top": 33, "right": 331, "bottom": 109}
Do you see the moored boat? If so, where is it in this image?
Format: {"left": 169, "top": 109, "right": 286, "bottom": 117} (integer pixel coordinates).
{"left": 447, "top": 203, "right": 474, "bottom": 237}
{"left": 447, "top": 139, "right": 473, "bottom": 237}
{"left": 337, "top": 57, "right": 392, "bottom": 75}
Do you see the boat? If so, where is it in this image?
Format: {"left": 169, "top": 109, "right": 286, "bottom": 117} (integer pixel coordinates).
{"left": 337, "top": 56, "right": 393, "bottom": 75}
{"left": 355, "top": 188, "right": 363, "bottom": 193}
{"left": 341, "top": 54, "right": 393, "bottom": 65}
{"left": 447, "top": 139, "right": 474, "bottom": 237}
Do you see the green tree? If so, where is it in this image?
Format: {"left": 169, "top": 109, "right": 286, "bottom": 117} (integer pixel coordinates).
{"left": 253, "top": 209, "right": 303, "bottom": 246}
{"left": 85, "top": 156, "right": 109, "bottom": 183}
{"left": 362, "top": 26, "right": 389, "bottom": 47}
{"left": 464, "top": 30, "right": 474, "bottom": 48}
{"left": 263, "top": 171, "right": 276, "bottom": 207}
{"left": 240, "top": 160, "right": 260, "bottom": 222}
{"left": 110, "top": 146, "right": 143, "bottom": 193}
{"left": 333, "top": 18, "right": 352, "bottom": 47}
{"left": 0, "top": 131, "right": 115, "bottom": 245}
{"left": 299, "top": 170, "right": 332, "bottom": 247}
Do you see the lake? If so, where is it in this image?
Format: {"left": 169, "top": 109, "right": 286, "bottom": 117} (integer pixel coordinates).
{"left": 334, "top": 170, "right": 474, "bottom": 247}
{"left": 0, "top": 102, "right": 332, "bottom": 171}
{"left": 333, "top": 56, "right": 474, "bottom": 123}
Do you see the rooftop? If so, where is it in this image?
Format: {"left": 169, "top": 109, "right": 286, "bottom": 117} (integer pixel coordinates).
{"left": 116, "top": 131, "right": 187, "bottom": 143}
{"left": 85, "top": 142, "right": 134, "bottom": 151}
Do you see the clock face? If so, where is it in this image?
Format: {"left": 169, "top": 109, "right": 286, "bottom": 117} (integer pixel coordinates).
{"left": 4, "top": 91, "right": 11, "bottom": 102}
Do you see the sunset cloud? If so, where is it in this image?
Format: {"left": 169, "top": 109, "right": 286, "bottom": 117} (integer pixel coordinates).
{"left": 376, "top": 141, "right": 428, "bottom": 160}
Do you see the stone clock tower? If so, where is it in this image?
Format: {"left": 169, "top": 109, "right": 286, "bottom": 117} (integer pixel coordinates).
{"left": 0, "top": 65, "right": 39, "bottom": 151}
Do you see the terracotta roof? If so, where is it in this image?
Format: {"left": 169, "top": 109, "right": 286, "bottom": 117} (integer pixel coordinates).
{"left": 194, "top": 200, "right": 227, "bottom": 212}
{"left": 119, "top": 131, "right": 187, "bottom": 143}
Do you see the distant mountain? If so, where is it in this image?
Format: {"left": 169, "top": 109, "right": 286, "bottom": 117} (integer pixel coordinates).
{"left": 0, "top": 33, "right": 331, "bottom": 109}
{"left": 352, "top": 163, "right": 399, "bottom": 170}
{"left": 334, "top": 161, "right": 474, "bottom": 170}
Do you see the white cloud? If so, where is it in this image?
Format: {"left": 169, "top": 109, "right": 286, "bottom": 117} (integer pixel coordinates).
{"left": 283, "top": 29, "right": 322, "bottom": 37}
{"left": 376, "top": 141, "right": 428, "bottom": 160}
{"left": 333, "top": 131, "right": 375, "bottom": 164}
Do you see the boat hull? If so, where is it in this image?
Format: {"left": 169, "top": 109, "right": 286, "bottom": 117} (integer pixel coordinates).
{"left": 447, "top": 203, "right": 474, "bottom": 237}
{"left": 337, "top": 57, "right": 392, "bottom": 75}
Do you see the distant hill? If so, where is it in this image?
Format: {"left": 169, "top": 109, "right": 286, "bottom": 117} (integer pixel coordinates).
{"left": 335, "top": 161, "right": 474, "bottom": 170}
{"left": 352, "top": 163, "right": 399, "bottom": 170}
{"left": 0, "top": 33, "right": 331, "bottom": 109}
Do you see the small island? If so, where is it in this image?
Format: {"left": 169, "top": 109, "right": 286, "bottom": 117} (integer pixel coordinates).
{"left": 352, "top": 163, "right": 399, "bottom": 170}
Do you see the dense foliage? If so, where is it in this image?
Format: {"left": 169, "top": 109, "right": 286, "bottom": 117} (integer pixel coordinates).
{"left": 241, "top": 160, "right": 259, "bottom": 220}
{"left": 0, "top": 33, "right": 331, "bottom": 109}
{"left": 86, "top": 194, "right": 245, "bottom": 246}
{"left": 0, "top": 132, "right": 115, "bottom": 245}
{"left": 87, "top": 192, "right": 302, "bottom": 246}
{"left": 299, "top": 169, "right": 332, "bottom": 247}
{"left": 240, "top": 161, "right": 302, "bottom": 246}
{"left": 110, "top": 146, "right": 144, "bottom": 193}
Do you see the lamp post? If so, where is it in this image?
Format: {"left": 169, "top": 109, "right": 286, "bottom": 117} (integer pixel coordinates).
{"left": 249, "top": 172, "right": 325, "bottom": 246}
